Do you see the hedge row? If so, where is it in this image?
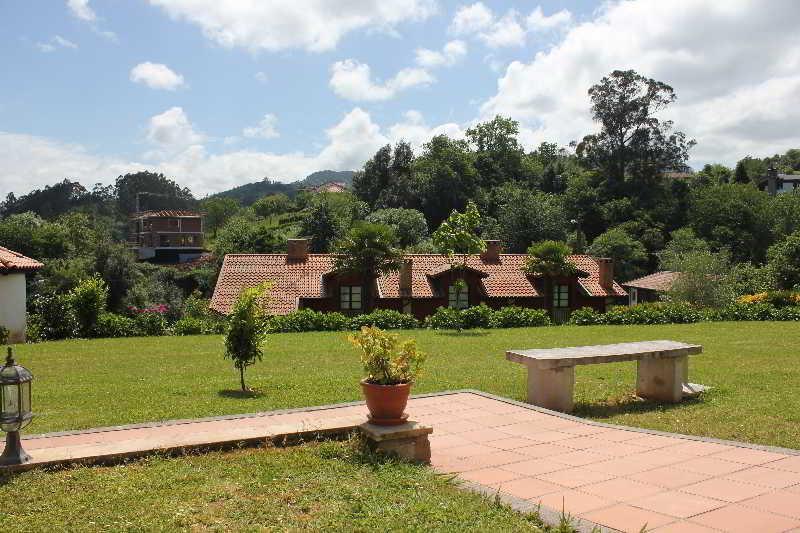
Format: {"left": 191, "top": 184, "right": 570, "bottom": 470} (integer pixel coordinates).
{"left": 569, "top": 301, "right": 800, "bottom": 326}
{"left": 266, "top": 309, "right": 418, "bottom": 333}
{"left": 423, "top": 305, "right": 551, "bottom": 330}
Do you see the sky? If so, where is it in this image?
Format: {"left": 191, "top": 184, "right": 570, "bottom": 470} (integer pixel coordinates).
{"left": 2, "top": 0, "right": 800, "bottom": 198}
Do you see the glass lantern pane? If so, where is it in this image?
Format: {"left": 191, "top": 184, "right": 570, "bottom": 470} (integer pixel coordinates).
{"left": 2, "top": 383, "right": 19, "bottom": 416}
{"left": 20, "top": 381, "right": 30, "bottom": 415}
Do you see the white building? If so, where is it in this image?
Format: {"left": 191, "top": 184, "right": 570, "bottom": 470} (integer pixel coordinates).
{"left": 0, "top": 246, "right": 43, "bottom": 344}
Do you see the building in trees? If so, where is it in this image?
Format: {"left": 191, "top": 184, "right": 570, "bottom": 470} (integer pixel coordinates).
{"left": 128, "top": 210, "right": 205, "bottom": 263}
{"left": 210, "top": 238, "right": 626, "bottom": 321}
{"left": 0, "top": 245, "right": 43, "bottom": 343}
{"left": 622, "top": 271, "right": 682, "bottom": 305}
{"left": 758, "top": 167, "right": 800, "bottom": 196}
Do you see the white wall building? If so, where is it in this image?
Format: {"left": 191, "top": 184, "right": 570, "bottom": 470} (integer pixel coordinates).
{"left": 0, "top": 246, "right": 43, "bottom": 343}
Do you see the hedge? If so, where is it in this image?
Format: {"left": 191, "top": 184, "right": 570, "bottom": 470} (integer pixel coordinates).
{"left": 568, "top": 301, "right": 800, "bottom": 326}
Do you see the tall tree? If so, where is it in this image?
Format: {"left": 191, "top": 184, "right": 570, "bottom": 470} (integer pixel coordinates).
{"left": 416, "top": 135, "right": 479, "bottom": 227}
{"left": 201, "top": 196, "right": 240, "bottom": 237}
{"left": 115, "top": 171, "right": 196, "bottom": 214}
{"left": 466, "top": 116, "right": 527, "bottom": 188}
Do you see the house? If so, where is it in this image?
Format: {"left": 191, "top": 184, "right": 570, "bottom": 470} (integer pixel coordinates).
{"left": 759, "top": 168, "right": 800, "bottom": 196}
{"left": 622, "top": 271, "right": 682, "bottom": 305}
{"left": 0, "top": 246, "right": 43, "bottom": 343}
{"left": 210, "top": 239, "right": 627, "bottom": 322}
{"left": 128, "top": 210, "right": 205, "bottom": 263}
{"left": 301, "top": 181, "right": 348, "bottom": 194}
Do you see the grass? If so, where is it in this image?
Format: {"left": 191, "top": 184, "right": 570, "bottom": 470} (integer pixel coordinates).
{"left": 0, "top": 439, "right": 558, "bottom": 532}
{"left": 15, "top": 321, "right": 800, "bottom": 449}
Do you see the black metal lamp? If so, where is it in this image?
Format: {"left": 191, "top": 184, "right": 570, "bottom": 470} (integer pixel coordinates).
{"left": 0, "top": 347, "right": 33, "bottom": 465}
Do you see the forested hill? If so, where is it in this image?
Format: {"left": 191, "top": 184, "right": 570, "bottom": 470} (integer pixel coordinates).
{"left": 209, "top": 170, "right": 355, "bottom": 205}
{"left": 296, "top": 170, "right": 355, "bottom": 188}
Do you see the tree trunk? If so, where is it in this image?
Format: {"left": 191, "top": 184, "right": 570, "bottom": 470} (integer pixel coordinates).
{"left": 239, "top": 366, "right": 246, "bottom": 391}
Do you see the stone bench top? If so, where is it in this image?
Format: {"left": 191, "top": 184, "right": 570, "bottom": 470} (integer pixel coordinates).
{"left": 506, "top": 340, "right": 703, "bottom": 369}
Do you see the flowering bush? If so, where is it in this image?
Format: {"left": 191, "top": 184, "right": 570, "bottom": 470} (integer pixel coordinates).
{"left": 349, "top": 326, "right": 425, "bottom": 385}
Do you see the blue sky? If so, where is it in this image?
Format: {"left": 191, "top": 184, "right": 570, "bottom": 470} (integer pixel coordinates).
{"left": 2, "top": 1, "right": 800, "bottom": 196}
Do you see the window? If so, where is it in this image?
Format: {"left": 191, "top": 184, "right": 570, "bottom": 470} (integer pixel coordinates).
{"left": 340, "top": 286, "right": 362, "bottom": 310}
{"left": 448, "top": 284, "right": 469, "bottom": 309}
{"left": 553, "top": 284, "right": 570, "bottom": 308}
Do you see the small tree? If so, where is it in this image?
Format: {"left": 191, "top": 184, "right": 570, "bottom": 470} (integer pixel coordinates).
{"left": 224, "top": 283, "right": 270, "bottom": 391}
{"left": 767, "top": 231, "right": 800, "bottom": 290}
{"left": 333, "top": 223, "right": 404, "bottom": 312}
{"left": 69, "top": 275, "right": 108, "bottom": 337}
{"left": 523, "top": 240, "right": 578, "bottom": 277}
{"left": 431, "top": 201, "right": 486, "bottom": 305}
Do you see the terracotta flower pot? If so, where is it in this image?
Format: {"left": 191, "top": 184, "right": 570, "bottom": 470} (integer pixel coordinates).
{"left": 361, "top": 379, "right": 411, "bottom": 426}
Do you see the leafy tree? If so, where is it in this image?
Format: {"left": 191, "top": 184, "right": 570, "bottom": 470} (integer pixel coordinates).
{"left": 0, "top": 212, "right": 72, "bottom": 260}
{"left": 431, "top": 201, "right": 486, "bottom": 257}
{"left": 69, "top": 276, "right": 108, "bottom": 337}
{"left": 734, "top": 160, "right": 750, "bottom": 184}
{"left": 201, "top": 197, "right": 240, "bottom": 237}
{"left": 523, "top": 241, "right": 578, "bottom": 277}
{"left": 366, "top": 208, "right": 429, "bottom": 248}
{"left": 352, "top": 145, "right": 392, "bottom": 208}
{"left": 658, "top": 228, "right": 709, "bottom": 268}
{"left": 493, "top": 185, "right": 568, "bottom": 252}
{"left": 333, "top": 223, "right": 404, "bottom": 312}
{"left": 688, "top": 184, "right": 774, "bottom": 263}
{"left": 115, "top": 171, "right": 196, "bottom": 214}
{"left": 587, "top": 227, "right": 648, "bottom": 281}
{"left": 733, "top": 156, "right": 767, "bottom": 184}
{"left": 575, "top": 70, "right": 695, "bottom": 194}
{"left": 352, "top": 142, "right": 418, "bottom": 210}
{"left": 662, "top": 249, "right": 735, "bottom": 307}
{"left": 213, "top": 215, "right": 285, "bottom": 258}
{"left": 224, "top": 283, "right": 270, "bottom": 391}
{"left": 772, "top": 192, "right": 800, "bottom": 239}
{"left": 251, "top": 193, "right": 292, "bottom": 218}
{"left": 766, "top": 231, "right": 800, "bottom": 290}
{"left": 695, "top": 164, "right": 732, "bottom": 186}
{"left": 416, "top": 135, "right": 479, "bottom": 227}
{"left": 301, "top": 200, "right": 345, "bottom": 253}
{"left": 93, "top": 241, "right": 139, "bottom": 312}
{"left": 466, "top": 116, "right": 528, "bottom": 188}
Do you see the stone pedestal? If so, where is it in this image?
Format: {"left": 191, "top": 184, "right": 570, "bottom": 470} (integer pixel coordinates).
{"left": 359, "top": 421, "right": 433, "bottom": 463}
{"left": 636, "top": 355, "right": 686, "bottom": 403}
{"left": 527, "top": 365, "right": 576, "bottom": 413}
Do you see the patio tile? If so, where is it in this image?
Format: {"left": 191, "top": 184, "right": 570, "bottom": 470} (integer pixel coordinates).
{"left": 442, "top": 443, "right": 499, "bottom": 459}
{"left": 457, "top": 428, "right": 513, "bottom": 443}
{"left": 515, "top": 443, "right": 576, "bottom": 458}
{"left": 710, "top": 447, "right": 788, "bottom": 466}
{"left": 627, "top": 466, "right": 712, "bottom": 489}
{"left": 428, "top": 433, "right": 473, "bottom": 450}
{"left": 536, "top": 466, "right": 615, "bottom": 488}
{"left": 524, "top": 431, "right": 577, "bottom": 443}
{"left": 691, "top": 504, "right": 800, "bottom": 533}
{"left": 556, "top": 435, "right": 608, "bottom": 450}
{"left": 458, "top": 467, "right": 524, "bottom": 486}
{"left": 581, "top": 477, "right": 663, "bottom": 502}
{"left": 434, "top": 419, "right": 485, "bottom": 435}
{"left": 463, "top": 450, "right": 530, "bottom": 469}
{"left": 724, "top": 466, "right": 800, "bottom": 489}
{"left": 659, "top": 440, "right": 734, "bottom": 456}
{"left": 588, "top": 441, "right": 653, "bottom": 457}
{"left": 499, "top": 457, "right": 570, "bottom": 477}
{"left": 681, "top": 477, "right": 772, "bottom": 502}
{"left": 767, "top": 456, "right": 800, "bottom": 473}
{"left": 581, "top": 503, "right": 675, "bottom": 532}
{"left": 674, "top": 457, "right": 750, "bottom": 476}
{"left": 534, "top": 489, "right": 615, "bottom": 515}
{"left": 550, "top": 449, "right": 612, "bottom": 467}
{"left": 554, "top": 424, "right": 614, "bottom": 436}
{"left": 630, "top": 490, "right": 725, "bottom": 518}
{"left": 626, "top": 434, "right": 687, "bottom": 449}
{"left": 498, "top": 477, "right": 563, "bottom": 500}
{"left": 584, "top": 456, "right": 662, "bottom": 476}
{"left": 652, "top": 521, "right": 724, "bottom": 532}
{"left": 740, "top": 490, "right": 800, "bottom": 519}
{"left": 595, "top": 429, "right": 647, "bottom": 442}
{"left": 484, "top": 436, "right": 539, "bottom": 450}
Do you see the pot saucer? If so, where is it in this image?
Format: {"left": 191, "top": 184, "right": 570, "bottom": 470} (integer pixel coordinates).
{"left": 367, "top": 412, "right": 409, "bottom": 426}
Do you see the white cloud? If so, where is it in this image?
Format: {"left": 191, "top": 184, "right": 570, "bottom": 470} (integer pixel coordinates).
{"left": 526, "top": 6, "right": 572, "bottom": 32}
{"left": 148, "top": 0, "right": 437, "bottom": 52}
{"left": 145, "top": 107, "right": 206, "bottom": 157}
{"left": 387, "top": 110, "right": 465, "bottom": 149}
{"left": 67, "top": 0, "right": 96, "bottom": 22}
{"left": 254, "top": 71, "right": 268, "bottom": 84}
{"left": 450, "top": 3, "right": 571, "bottom": 49}
{"left": 36, "top": 35, "right": 78, "bottom": 52}
{"left": 329, "top": 59, "right": 434, "bottom": 101}
{"left": 481, "top": 0, "right": 800, "bottom": 166}
{"left": 129, "top": 62, "right": 186, "bottom": 91}
{"left": 243, "top": 114, "right": 279, "bottom": 139}
{"left": 415, "top": 40, "right": 467, "bottom": 68}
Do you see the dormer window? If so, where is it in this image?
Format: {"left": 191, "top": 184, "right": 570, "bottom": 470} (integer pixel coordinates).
{"left": 340, "top": 286, "right": 362, "bottom": 310}
{"left": 448, "top": 284, "right": 469, "bottom": 309}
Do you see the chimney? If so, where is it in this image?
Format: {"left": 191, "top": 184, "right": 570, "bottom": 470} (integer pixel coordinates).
{"left": 399, "top": 259, "right": 413, "bottom": 297}
{"left": 767, "top": 167, "right": 779, "bottom": 196}
{"left": 287, "top": 238, "right": 309, "bottom": 261}
{"left": 597, "top": 257, "right": 614, "bottom": 289}
{"left": 481, "top": 240, "right": 501, "bottom": 262}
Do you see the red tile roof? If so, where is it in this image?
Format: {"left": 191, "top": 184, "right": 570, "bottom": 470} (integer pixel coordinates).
{"left": 0, "top": 246, "right": 44, "bottom": 274}
{"left": 131, "top": 210, "right": 202, "bottom": 219}
{"left": 622, "top": 271, "right": 681, "bottom": 292}
{"left": 211, "top": 253, "right": 626, "bottom": 315}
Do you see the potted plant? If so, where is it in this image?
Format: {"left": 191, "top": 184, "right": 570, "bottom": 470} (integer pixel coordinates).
{"left": 348, "top": 326, "right": 426, "bottom": 426}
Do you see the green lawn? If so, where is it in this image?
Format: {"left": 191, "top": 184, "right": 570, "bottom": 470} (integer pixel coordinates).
{"left": 0, "top": 440, "right": 556, "bottom": 532}
{"left": 14, "top": 321, "right": 800, "bottom": 449}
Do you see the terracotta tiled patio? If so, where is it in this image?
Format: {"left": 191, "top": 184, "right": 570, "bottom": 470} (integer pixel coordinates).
{"left": 7, "top": 391, "right": 800, "bottom": 533}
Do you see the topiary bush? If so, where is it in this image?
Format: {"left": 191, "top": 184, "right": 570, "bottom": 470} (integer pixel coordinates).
{"left": 95, "top": 313, "right": 139, "bottom": 338}
{"left": 460, "top": 304, "right": 493, "bottom": 329}
{"left": 424, "top": 307, "right": 464, "bottom": 330}
{"left": 490, "top": 306, "right": 550, "bottom": 328}
{"left": 351, "top": 309, "right": 418, "bottom": 330}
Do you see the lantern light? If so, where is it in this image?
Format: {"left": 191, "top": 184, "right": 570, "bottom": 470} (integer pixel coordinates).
{"left": 0, "top": 347, "right": 33, "bottom": 465}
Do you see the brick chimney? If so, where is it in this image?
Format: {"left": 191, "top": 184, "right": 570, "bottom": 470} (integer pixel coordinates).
{"left": 596, "top": 257, "right": 614, "bottom": 289}
{"left": 399, "top": 259, "right": 413, "bottom": 297}
{"left": 481, "top": 240, "right": 501, "bottom": 262}
{"left": 767, "top": 167, "right": 779, "bottom": 196}
{"left": 287, "top": 238, "right": 309, "bottom": 261}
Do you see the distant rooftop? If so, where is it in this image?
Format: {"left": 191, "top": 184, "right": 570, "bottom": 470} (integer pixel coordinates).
{"left": 0, "top": 245, "right": 44, "bottom": 274}
{"left": 130, "top": 210, "right": 203, "bottom": 218}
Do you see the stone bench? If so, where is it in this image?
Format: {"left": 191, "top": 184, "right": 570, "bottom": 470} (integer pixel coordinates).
{"left": 506, "top": 340, "right": 704, "bottom": 412}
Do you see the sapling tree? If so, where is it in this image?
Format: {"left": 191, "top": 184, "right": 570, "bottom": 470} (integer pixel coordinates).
{"left": 224, "top": 282, "right": 270, "bottom": 391}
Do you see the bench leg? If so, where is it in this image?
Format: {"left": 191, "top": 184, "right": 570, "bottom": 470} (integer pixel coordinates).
{"left": 527, "top": 366, "right": 575, "bottom": 413}
{"left": 636, "top": 355, "right": 686, "bottom": 403}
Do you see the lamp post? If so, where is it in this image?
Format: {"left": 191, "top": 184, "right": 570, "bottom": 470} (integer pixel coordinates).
{"left": 0, "top": 347, "right": 33, "bottom": 465}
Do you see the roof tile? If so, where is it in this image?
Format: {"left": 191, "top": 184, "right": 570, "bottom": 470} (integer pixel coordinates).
{"left": 0, "top": 246, "right": 44, "bottom": 274}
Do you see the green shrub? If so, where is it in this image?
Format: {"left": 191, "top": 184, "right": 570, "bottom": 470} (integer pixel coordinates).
{"left": 0, "top": 325, "right": 8, "bottom": 345}
{"left": 773, "top": 306, "right": 800, "bottom": 321}
{"left": 173, "top": 317, "right": 206, "bottom": 336}
{"left": 32, "top": 293, "right": 79, "bottom": 340}
{"left": 568, "top": 307, "right": 601, "bottom": 326}
{"left": 718, "top": 302, "right": 777, "bottom": 321}
{"left": 490, "top": 306, "right": 551, "bottom": 328}
{"left": 318, "top": 312, "right": 352, "bottom": 331}
{"left": 351, "top": 309, "right": 418, "bottom": 330}
{"left": 424, "top": 307, "right": 464, "bottom": 330}
{"left": 95, "top": 313, "right": 139, "bottom": 338}
{"left": 70, "top": 276, "right": 108, "bottom": 338}
{"left": 460, "top": 304, "right": 493, "bottom": 329}
{"left": 133, "top": 312, "right": 167, "bottom": 336}
{"left": 659, "top": 302, "right": 705, "bottom": 323}
{"left": 267, "top": 309, "right": 326, "bottom": 333}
